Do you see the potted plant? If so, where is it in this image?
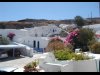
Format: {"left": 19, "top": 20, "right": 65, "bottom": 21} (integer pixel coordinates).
{"left": 53, "top": 48, "right": 96, "bottom": 72}
{"left": 24, "top": 60, "right": 40, "bottom": 72}
{"left": 54, "top": 48, "right": 91, "bottom": 61}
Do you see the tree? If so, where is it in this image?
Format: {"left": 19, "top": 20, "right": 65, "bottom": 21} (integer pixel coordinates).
{"left": 74, "top": 28, "right": 95, "bottom": 51}
{"left": 78, "top": 28, "right": 95, "bottom": 45}
{"left": 74, "top": 16, "right": 85, "bottom": 28}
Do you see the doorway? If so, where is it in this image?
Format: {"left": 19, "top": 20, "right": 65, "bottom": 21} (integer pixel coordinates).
{"left": 37, "top": 41, "right": 40, "bottom": 49}
{"left": 33, "top": 40, "right": 36, "bottom": 48}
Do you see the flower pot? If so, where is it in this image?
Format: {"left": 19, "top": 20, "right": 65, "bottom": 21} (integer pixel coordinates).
{"left": 73, "top": 59, "right": 97, "bottom": 72}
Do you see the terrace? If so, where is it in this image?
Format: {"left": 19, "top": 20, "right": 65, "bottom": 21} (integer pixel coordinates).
{"left": 0, "top": 24, "right": 100, "bottom": 72}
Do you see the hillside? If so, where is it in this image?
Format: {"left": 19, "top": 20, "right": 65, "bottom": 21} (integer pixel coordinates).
{"left": 0, "top": 17, "right": 100, "bottom": 29}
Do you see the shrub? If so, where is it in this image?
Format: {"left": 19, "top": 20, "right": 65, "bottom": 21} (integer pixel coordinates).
{"left": 89, "top": 42, "right": 100, "bottom": 54}
{"left": 54, "top": 48, "right": 91, "bottom": 60}
{"left": 46, "top": 37, "right": 65, "bottom": 52}
{"left": 73, "top": 53, "right": 90, "bottom": 61}
{"left": 24, "top": 60, "right": 39, "bottom": 72}
{"left": 64, "top": 28, "right": 79, "bottom": 45}
{"left": 88, "top": 39, "right": 97, "bottom": 46}
{"left": 73, "top": 28, "right": 95, "bottom": 51}
{"left": 64, "top": 28, "right": 79, "bottom": 50}
{"left": 54, "top": 48, "right": 74, "bottom": 60}
{"left": 65, "top": 43, "right": 74, "bottom": 50}
{"left": 64, "top": 28, "right": 95, "bottom": 51}
{"left": 78, "top": 28, "right": 95, "bottom": 46}
{"left": 88, "top": 39, "right": 97, "bottom": 51}
{"left": 0, "top": 36, "right": 9, "bottom": 45}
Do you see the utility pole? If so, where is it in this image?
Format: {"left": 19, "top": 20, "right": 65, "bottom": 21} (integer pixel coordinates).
{"left": 91, "top": 11, "right": 92, "bottom": 24}
{"left": 99, "top": 2, "right": 100, "bottom": 17}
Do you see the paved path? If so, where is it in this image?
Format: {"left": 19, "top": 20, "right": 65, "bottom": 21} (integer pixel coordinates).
{"left": 0, "top": 53, "right": 43, "bottom": 68}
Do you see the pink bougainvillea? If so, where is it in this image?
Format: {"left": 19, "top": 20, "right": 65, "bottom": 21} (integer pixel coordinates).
{"left": 64, "top": 28, "right": 79, "bottom": 46}
{"left": 7, "top": 32, "right": 15, "bottom": 41}
{"left": 95, "top": 34, "right": 100, "bottom": 38}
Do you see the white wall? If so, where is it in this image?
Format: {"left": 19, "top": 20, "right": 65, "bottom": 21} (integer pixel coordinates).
{"left": 0, "top": 29, "right": 50, "bottom": 49}
{"left": 0, "top": 24, "right": 62, "bottom": 49}
{"left": 73, "top": 59, "right": 97, "bottom": 72}
{"left": 38, "top": 53, "right": 98, "bottom": 72}
{"left": 83, "top": 24, "right": 100, "bottom": 32}
{"left": 14, "top": 36, "right": 49, "bottom": 48}
{"left": 60, "top": 59, "right": 97, "bottom": 72}
{"left": 59, "top": 24, "right": 77, "bottom": 30}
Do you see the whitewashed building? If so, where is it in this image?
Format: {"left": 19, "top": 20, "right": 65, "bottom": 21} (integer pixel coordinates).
{"left": 83, "top": 24, "right": 100, "bottom": 32}
{"left": 0, "top": 24, "right": 62, "bottom": 52}
{"left": 59, "top": 24, "right": 77, "bottom": 30}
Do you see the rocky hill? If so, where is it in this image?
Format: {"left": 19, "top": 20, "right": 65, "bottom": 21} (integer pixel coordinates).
{"left": 0, "top": 17, "right": 100, "bottom": 29}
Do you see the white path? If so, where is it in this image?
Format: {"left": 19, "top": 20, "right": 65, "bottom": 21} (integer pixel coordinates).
{"left": 0, "top": 53, "right": 43, "bottom": 68}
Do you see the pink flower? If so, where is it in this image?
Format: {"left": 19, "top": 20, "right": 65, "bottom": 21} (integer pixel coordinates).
{"left": 7, "top": 32, "right": 15, "bottom": 41}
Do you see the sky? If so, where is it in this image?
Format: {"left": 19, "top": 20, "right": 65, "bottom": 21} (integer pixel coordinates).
{"left": 0, "top": 2, "right": 99, "bottom": 21}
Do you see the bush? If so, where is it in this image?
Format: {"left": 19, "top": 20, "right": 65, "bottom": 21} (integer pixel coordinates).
{"left": 54, "top": 48, "right": 74, "bottom": 60}
{"left": 54, "top": 48, "right": 91, "bottom": 60}
{"left": 73, "top": 28, "right": 95, "bottom": 51}
{"left": 24, "top": 60, "right": 39, "bottom": 72}
{"left": 88, "top": 39, "right": 97, "bottom": 46}
{"left": 89, "top": 42, "right": 100, "bottom": 54}
{"left": 0, "top": 36, "right": 10, "bottom": 45}
{"left": 65, "top": 43, "right": 74, "bottom": 50}
{"left": 46, "top": 37, "right": 65, "bottom": 52}
{"left": 78, "top": 28, "right": 95, "bottom": 45}
{"left": 73, "top": 53, "right": 90, "bottom": 61}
